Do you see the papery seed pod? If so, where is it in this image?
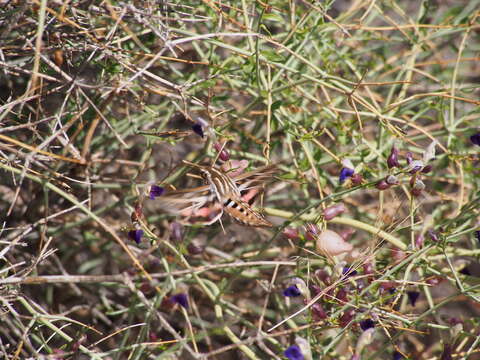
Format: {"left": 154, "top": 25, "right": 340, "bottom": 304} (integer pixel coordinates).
{"left": 387, "top": 145, "right": 400, "bottom": 168}
{"left": 213, "top": 142, "right": 230, "bottom": 161}
{"left": 222, "top": 159, "right": 249, "bottom": 177}
{"left": 323, "top": 203, "right": 346, "bottom": 220}
{"left": 376, "top": 180, "right": 391, "bottom": 190}
{"left": 423, "top": 140, "right": 438, "bottom": 163}
{"left": 316, "top": 229, "right": 353, "bottom": 256}
{"left": 339, "top": 228, "right": 356, "bottom": 241}
{"left": 385, "top": 175, "right": 399, "bottom": 185}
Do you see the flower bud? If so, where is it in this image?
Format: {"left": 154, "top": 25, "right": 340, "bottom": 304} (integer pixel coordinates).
{"left": 312, "top": 303, "right": 327, "bottom": 320}
{"left": 323, "top": 203, "right": 346, "bottom": 220}
{"left": 351, "top": 173, "right": 363, "bottom": 185}
{"left": 283, "top": 227, "right": 300, "bottom": 240}
{"left": 213, "top": 142, "right": 230, "bottom": 161}
{"left": 339, "top": 309, "right": 355, "bottom": 328}
{"left": 387, "top": 145, "right": 400, "bottom": 168}
{"left": 376, "top": 180, "right": 391, "bottom": 190}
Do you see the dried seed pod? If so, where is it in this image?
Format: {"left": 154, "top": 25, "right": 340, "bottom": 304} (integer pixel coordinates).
{"left": 316, "top": 229, "right": 353, "bottom": 256}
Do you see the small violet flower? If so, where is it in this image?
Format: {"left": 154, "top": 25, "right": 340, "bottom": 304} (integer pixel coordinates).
{"left": 284, "top": 345, "right": 304, "bottom": 360}
{"left": 149, "top": 185, "right": 164, "bottom": 200}
{"left": 170, "top": 293, "right": 189, "bottom": 309}
{"left": 470, "top": 133, "right": 480, "bottom": 146}
{"left": 407, "top": 291, "right": 420, "bottom": 306}
{"left": 393, "top": 351, "right": 405, "bottom": 360}
{"left": 283, "top": 284, "right": 302, "bottom": 297}
{"left": 359, "top": 318, "right": 375, "bottom": 331}
{"left": 339, "top": 167, "right": 355, "bottom": 184}
{"left": 128, "top": 229, "right": 144, "bottom": 244}
{"left": 191, "top": 123, "right": 204, "bottom": 138}
{"left": 474, "top": 230, "right": 480, "bottom": 244}
{"left": 342, "top": 266, "right": 358, "bottom": 277}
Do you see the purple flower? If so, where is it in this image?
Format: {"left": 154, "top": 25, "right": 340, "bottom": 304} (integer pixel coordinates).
{"left": 339, "top": 167, "right": 355, "bottom": 184}
{"left": 149, "top": 185, "right": 164, "bottom": 200}
{"left": 342, "top": 266, "right": 358, "bottom": 277}
{"left": 393, "top": 351, "right": 404, "bottom": 360}
{"left": 387, "top": 145, "right": 400, "bottom": 168}
{"left": 440, "top": 343, "right": 452, "bottom": 360}
{"left": 128, "top": 229, "right": 144, "bottom": 244}
{"left": 284, "top": 345, "right": 304, "bottom": 360}
{"left": 283, "top": 284, "right": 302, "bottom": 297}
{"left": 359, "top": 318, "right": 375, "bottom": 331}
{"left": 171, "top": 293, "right": 189, "bottom": 309}
{"left": 459, "top": 266, "right": 471, "bottom": 276}
{"left": 474, "top": 230, "right": 480, "bottom": 244}
{"left": 192, "top": 123, "right": 204, "bottom": 138}
{"left": 470, "top": 133, "right": 480, "bottom": 146}
{"left": 407, "top": 291, "right": 420, "bottom": 306}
